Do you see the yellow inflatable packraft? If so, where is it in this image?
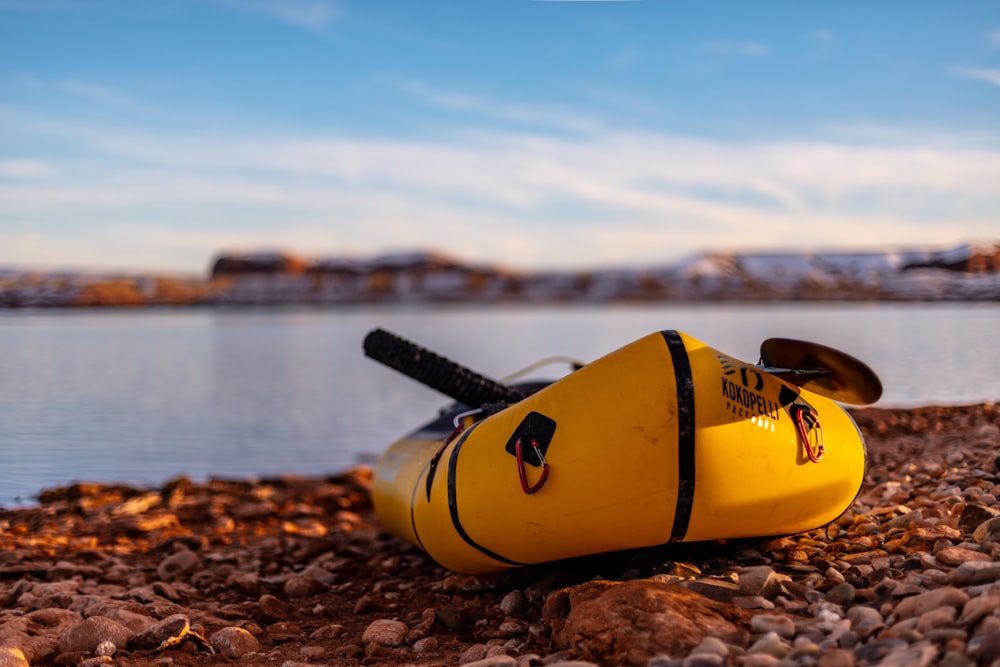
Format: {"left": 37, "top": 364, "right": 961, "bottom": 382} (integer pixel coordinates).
{"left": 366, "top": 329, "right": 880, "bottom": 574}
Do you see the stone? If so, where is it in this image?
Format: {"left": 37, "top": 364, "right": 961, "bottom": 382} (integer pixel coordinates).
{"left": 361, "top": 619, "right": 407, "bottom": 647}
{"left": 127, "top": 613, "right": 194, "bottom": 652}
{"left": 916, "top": 605, "right": 956, "bottom": 632}
{"left": 877, "top": 642, "right": 939, "bottom": 667}
{"left": 681, "top": 654, "right": 724, "bottom": 666}
{"left": 209, "top": 626, "right": 261, "bottom": 658}
{"left": 846, "top": 605, "right": 884, "bottom": 638}
{"left": 958, "top": 504, "right": 999, "bottom": 532}
{"left": 824, "top": 583, "right": 856, "bottom": 605}
{"left": 817, "top": 648, "right": 856, "bottom": 667}
{"left": 542, "top": 580, "right": 749, "bottom": 667}
{"left": 973, "top": 616, "right": 1000, "bottom": 663}
{"left": 156, "top": 549, "right": 200, "bottom": 582}
{"left": 0, "top": 648, "right": 29, "bottom": 667}
{"left": 973, "top": 517, "right": 1000, "bottom": 544}
{"left": 949, "top": 561, "right": 1000, "bottom": 586}
{"left": 683, "top": 579, "right": 740, "bottom": 603}
{"left": 689, "top": 636, "right": 729, "bottom": 657}
{"left": 58, "top": 616, "right": 132, "bottom": 654}
{"left": 894, "top": 587, "right": 970, "bottom": 620}
{"left": 738, "top": 566, "right": 785, "bottom": 600}
{"left": 750, "top": 614, "right": 796, "bottom": 639}
{"left": 500, "top": 590, "right": 528, "bottom": 617}
{"left": 935, "top": 547, "right": 991, "bottom": 566}
{"left": 959, "top": 591, "right": 1000, "bottom": 625}
{"left": 747, "top": 631, "right": 790, "bottom": 659}
{"left": 462, "top": 656, "right": 517, "bottom": 667}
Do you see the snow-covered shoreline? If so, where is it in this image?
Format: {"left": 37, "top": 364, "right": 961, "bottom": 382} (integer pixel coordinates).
{"left": 3, "top": 242, "right": 998, "bottom": 308}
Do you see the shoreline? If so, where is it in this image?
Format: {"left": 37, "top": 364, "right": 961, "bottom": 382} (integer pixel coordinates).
{"left": 2, "top": 402, "right": 999, "bottom": 666}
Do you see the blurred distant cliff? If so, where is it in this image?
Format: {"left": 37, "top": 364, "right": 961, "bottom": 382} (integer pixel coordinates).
{"left": 2, "top": 241, "right": 999, "bottom": 308}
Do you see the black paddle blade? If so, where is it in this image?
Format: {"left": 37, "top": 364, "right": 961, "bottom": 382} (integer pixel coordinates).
{"left": 760, "top": 338, "right": 883, "bottom": 406}
{"left": 363, "top": 328, "right": 525, "bottom": 407}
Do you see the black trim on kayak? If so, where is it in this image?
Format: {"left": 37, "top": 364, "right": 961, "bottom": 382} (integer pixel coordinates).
{"left": 409, "top": 459, "right": 432, "bottom": 556}
{"left": 662, "top": 330, "right": 696, "bottom": 542}
{"left": 447, "top": 422, "right": 526, "bottom": 567}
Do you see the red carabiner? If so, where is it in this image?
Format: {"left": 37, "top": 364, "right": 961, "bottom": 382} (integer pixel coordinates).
{"left": 515, "top": 437, "right": 550, "bottom": 494}
{"left": 793, "top": 405, "right": 825, "bottom": 463}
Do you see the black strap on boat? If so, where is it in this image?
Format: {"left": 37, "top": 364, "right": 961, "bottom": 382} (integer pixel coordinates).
{"left": 661, "top": 330, "right": 696, "bottom": 543}
{"left": 363, "top": 328, "right": 526, "bottom": 407}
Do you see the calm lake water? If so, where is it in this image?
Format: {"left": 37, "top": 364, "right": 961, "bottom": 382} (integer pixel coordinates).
{"left": 2, "top": 303, "right": 998, "bottom": 507}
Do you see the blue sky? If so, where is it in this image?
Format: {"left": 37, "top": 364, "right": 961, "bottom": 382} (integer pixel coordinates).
{"left": 1, "top": 1, "right": 998, "bottom": 274}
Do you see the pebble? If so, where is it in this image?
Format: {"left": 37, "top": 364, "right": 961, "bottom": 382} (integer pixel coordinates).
{"left": 209, "top": 626, "right": 261, "bottom": 658}
{"left": 0, "top": 648, "right": 29, "bottom": 667}
{"left": 1, "top": 405, "right": 997, "bottom": 667}
{"left": 750, "top": 615, "right": 796, "bottom": 639}
{"left": 894, "top": 587, "right": 970, "bottom": 620}
{"left": 58, "top": 616, "right": 131, "bottom": 654}
{"left": 155, "top": 549, "right": 200, "bottom": 582}
{"left": 361, "top": 619, "right": 408, "bottom": 647}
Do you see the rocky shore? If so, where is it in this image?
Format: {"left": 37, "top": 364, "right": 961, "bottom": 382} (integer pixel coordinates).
{"left": 1, "top": 403, "right": 998, "bottom": 667}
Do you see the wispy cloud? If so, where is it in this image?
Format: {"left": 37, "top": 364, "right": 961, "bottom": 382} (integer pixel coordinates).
{"left": 213, "top": 0, "right": 340, "bottom": 32}
{"left": 2, "top": 105, "right": 998, "bottom": 272}
{"left": 60, "top": 80, "right": 140, "bottom": 108}
{"left": 954, "top": 67, "right": 1000, "bottom": 88}
{"left": 988, "top": 29, "right": 1000, "bottom": 50}
{"left": 705, "top": 41, "right": 769, "bottom": 57}
{"left": 810, "top": 29, "right": 836, "bottom": 44}
{"left": 394, "top": 80, "right": 601, "bottom": 134}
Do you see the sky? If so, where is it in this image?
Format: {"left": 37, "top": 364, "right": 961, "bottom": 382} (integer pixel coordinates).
{"left": 1, "top": 1, "right": 999, "bottom": 275}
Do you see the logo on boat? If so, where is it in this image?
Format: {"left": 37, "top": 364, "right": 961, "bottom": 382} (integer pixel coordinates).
{"left": 717, "top": 355, "right": 783, "bottom": 424}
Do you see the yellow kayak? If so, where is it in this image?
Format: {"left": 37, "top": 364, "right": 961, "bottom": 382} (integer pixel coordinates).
{"left": 366, "top": 329, "right": 880, "bottom": 574}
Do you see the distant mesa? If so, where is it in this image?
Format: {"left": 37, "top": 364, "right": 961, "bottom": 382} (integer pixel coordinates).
{"left": 2, "top": 242, "right": 999, "bottom": 308}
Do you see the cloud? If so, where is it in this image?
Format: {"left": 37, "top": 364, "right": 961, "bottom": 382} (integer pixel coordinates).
{"left": 213, "top": 0, "right": 340, "bottom": 32}
{"left": 705, "top": 41, "right": 769, "bottom": 57}
{"left": 810, "top": 29, "right": 836, "bottom": 44}
{"left": 954, "top": 67, "right": 1000, "bottom": 88}
{"left": 394, "top": 80, "right": 601, "bottom": 134}
{"left": 2, "top": 108, "right": 998, "bottom": 272}
{"left": 988, "top": 29, "right": 1000, "bottom": 50}
{"left": 60, "top": 80, "right": 140, "bottom": 108}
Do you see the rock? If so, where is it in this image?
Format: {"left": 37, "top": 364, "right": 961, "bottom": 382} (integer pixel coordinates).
{"left": 878, "top": 642, "right": 939, "bottom": 667}
{"left": 949, "top": 561, "right": 1000, "bottom": 586}
{"left": 894, "top": 587, "right": 970, "bottom": 620}
{"left": 126, "top": 613, "right": 198, "bottom": 652}
{"left": 747, "top": 631, "right": 790, "bottom": 659}
{"left": 959, "top": 591, "right": 1000, "bottom": 625}
{"left": 973, "top": 616, "right": 1000, "bottom": 663}
{"left": 682, "top": 579, "right": 740, "bottom": 603}
{"left": 817, "top": 648, "right": 856, "bottom": 667}
{"left": 973, "top": 517, "right": 1000, "bottom": 544}
{"left": 846, "top": 606, "right": 884, "bottom": 638}
{"left": 209, "top": 626, "right": 261, "bottom": 658}
{"left": 542, "top": 580, "right": 749, "bottom": 667}
{"left": 436, "top": 604, "right": 470, "bottom": 634}
{"left": 58, "top": 616, "right": 132, "bottom": 653}
{"left": 500, "top": 590, "right": 528, "bottom": 617}
{"left": 93, "top": 640, "right": 116, "bottom": 657}
{"left": 958, "top": 504, "right": 999, "bottom": 532}
{"left": 0, "top": 648, "right": 29, "bottom": 667}
{"left": 750, "top": 614, "right": 796, "bottom": 639}
{"left": 462, "top": 656, "right": 517, "bottom": 666}
{"left": 361, "top": 619, "right": 407, "bottom": 647}
{"left": 824, "top": 583, "right": 856, "bottom": 605}
{"left": 935, "top": 547, "right": 991, "bottom": 566}
{"left": 738, "top": 566, "right": 785, "bottom": 600}
{"left": 283, "top": 574, "right": 327, "bottom": 597}
{"left": 156, "top": 549, "right": 200, "bottom": 582}
{"left": 259, "top": 594, "right": 293, "bottom": 620}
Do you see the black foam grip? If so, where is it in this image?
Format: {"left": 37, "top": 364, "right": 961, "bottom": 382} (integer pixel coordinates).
{"left": 363, "top": 328, "right": 525, "bottom": 407}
